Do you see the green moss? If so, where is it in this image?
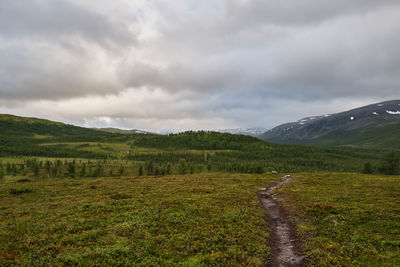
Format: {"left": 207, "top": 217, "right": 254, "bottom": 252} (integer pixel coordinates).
{"left": 278, "top": 173, "right": 400, "bottom": 266}
{"left": 0, "top": 173, "right": 278, "bottom": 266}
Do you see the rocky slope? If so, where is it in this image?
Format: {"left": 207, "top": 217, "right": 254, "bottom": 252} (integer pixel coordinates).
{"left": 260, "top": 100, "right": 400, "bottom": 148}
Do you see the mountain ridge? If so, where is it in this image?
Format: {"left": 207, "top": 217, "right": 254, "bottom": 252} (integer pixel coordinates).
{"left": 260, "top": 100, "right": 400, "bottom": 148}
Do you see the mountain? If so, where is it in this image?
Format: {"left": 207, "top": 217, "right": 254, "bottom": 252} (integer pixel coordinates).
{"left": 95, "top": 127, "right": 156, "bottom": 135}
{"left": 260, "top": 100, "right": 400, "bottom": 148}
{"left": 217, "top": 128, "right": 267, "bottom": 137}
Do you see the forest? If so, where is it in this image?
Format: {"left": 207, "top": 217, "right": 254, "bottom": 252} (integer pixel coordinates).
{"left": 0, "top": 114, "right": 397, "bottom": 178}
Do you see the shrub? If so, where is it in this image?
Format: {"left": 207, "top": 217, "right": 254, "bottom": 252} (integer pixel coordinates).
{"left": 10, "top": 188, "right": 33, "bottom": 195}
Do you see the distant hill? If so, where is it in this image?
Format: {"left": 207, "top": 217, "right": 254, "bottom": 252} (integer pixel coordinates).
{"left": 0, "top": 114, "right": 100, "bottom": 137}
{"left": 133, "top": 131, "right": 262, "bottom": 150}
{"left": 260, "top": 100, "right": 400, "bottom": 148}
{"left": 217, "top": 128, "right": 267, "bottom": 137}
{"left": 95, "top": 127, "right": 156, "bottom": 135}
{"left": 0, "top": 114, "right": 120, "bottom": 158}
{"left": 0, "top": 113, "right": 389, "bottom": 173}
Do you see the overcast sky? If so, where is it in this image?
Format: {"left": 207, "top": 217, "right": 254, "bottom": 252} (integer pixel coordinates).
{"left": 1, "top": 0, "right": 399, "bottom": 132}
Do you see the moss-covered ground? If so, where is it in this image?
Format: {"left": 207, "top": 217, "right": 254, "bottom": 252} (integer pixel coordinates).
{"left": 277, "top": 173, "right": 400, "bottom": 266}
{"left": 0, "top": 173, "right": 279, "bottom": 266}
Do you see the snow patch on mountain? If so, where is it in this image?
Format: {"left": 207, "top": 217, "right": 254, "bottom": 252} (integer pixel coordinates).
{"left": 386, "top": 110, "right": 400, "bottom": 115}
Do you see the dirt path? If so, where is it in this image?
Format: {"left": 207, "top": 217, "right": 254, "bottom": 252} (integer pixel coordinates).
{"left": 258, "top": 175, "right": 304, "bottom": 267}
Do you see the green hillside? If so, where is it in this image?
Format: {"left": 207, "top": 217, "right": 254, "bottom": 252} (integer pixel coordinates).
{"left": 277, "top": 123, "right": 400, "bottom": 149}
{"left": 0, "top": 114, "right": 99, "bottom": 137}
{"left": 0, "top": 114, "right": 125, "bottom": 158}
{"left": 0, "top": 113, "right": 390, "bottom": 174}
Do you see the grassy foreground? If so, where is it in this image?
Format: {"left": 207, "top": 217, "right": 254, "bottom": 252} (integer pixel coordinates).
{"left": 0, "top": 173, "right": 279, "bottom": 266}
{"left": 277, "top": 173, "right": 400, "bottom": 266}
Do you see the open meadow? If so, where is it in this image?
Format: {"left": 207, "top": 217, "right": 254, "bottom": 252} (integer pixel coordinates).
{"left": 277, "top": 173, "right": 400, "bottom": 266}
{"left": 0, "top": 173, "right": 279, "bottom": 266}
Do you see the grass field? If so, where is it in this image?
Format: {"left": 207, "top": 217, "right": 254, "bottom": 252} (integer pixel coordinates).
{"left": 277, "top": 173, "right": 400, "bottom": 266}
{"left": 0, "top": 173, "right": 280, "bottom": 266}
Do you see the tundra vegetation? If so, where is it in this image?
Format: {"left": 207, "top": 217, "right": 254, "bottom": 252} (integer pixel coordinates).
{"left": 277, "top": 173, "right": 400, "bottom": 266}
{"left": 0, "top": 114, "right": 399, "bottom": 265}
{"left": 0, "top": 173, "right": 278, "bottom": 266}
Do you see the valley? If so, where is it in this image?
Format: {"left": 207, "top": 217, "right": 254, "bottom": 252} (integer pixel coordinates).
{"left": 0, "top": 112, "right": 399, "bottom": 266}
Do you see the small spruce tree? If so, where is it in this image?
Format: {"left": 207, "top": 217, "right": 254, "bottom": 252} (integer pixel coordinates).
{"left": 379, "top": 150, "right": 400, "bottom": 175}
{"left": 67, "top": 162, "right": 75, "bottom": 178}
{"left": 178, "top": 159, "right": 187, "bottom": 175}
{"left": 118, "top": 165, "right": 125, "bottom": 176}
{"left": 362, "top": 162, "right": 373, "bottom": 174}
{"left": 32, "top": 163, "right": 39, "bottom": 177}
{"left": 145, "top": 160, "right": 154, "bottom": 175}
{"left": 138, "top": 165, "right": 144, "bottom": 176}
{"left": 0, "top": 165, "right": 4, "bottom": 179}
{"left": 80, "top": 163, "right": 87, "bottom": 177}
{"left": 45, "top": 160, "right": 51, "bottom": 177}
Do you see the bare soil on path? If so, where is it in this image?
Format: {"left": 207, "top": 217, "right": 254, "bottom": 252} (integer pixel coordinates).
{"left": 258, "top": 175, "right": 304, "bottom": 267}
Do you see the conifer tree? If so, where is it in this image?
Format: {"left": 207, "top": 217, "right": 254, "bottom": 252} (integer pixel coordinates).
{"left": 32, "top": 163, "right": 39, "bottom": 177}
{"left": 45, "top": 160, "right": 51, "bottom": 177}
{"left": 0, "top": 165, "right": 4, "bottom": 179}
{"left": 379, "top": 151, "right": 400, "bottom": 175}
{"left": 145, "top": 160, "right": 154, "bottom": 175}
{"left": 80, "top": 163, "right": 87, "bottom": 177}
{"left": 178, "top": 159, "right": 187, "bottom": 174}
{"left": 138, "top": 165, "right": 144, "bottom": 176}
{"left": 118, "top": 165, "right": 125, "bottom": 176}
{"left": 67, "top": 162, "right": 75, "bottom": 178}
{"left": 362, "top": 162, "right": 373, "bottom": 174}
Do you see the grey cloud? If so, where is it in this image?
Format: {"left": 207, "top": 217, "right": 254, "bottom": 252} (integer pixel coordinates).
{"left": 0, "top": 0, "right": 135, "bottom": 46}
{"left": 0, "top": 43, "right": 121, "bottom": 101}
{"left": 258, "top": 7, "right": 400, "bottom": 100}
{"left": 122, "top": 2, "right": 400, "bottom": 102}
{"left": 1, "top": 0, "right": 400, "bottom": 131}
{"left": 0, "top": 0, "right": 136, "bottom": 101}
{"left": 223, "top": 0, "right": 398, "bottom": 28}
{"left": 119, "top": 61, "right": 243, "bottom": 92}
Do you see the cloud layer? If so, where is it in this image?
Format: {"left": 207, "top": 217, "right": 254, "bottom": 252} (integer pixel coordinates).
{"left": 1, "top": 0, "right": 399, "bottom": 131}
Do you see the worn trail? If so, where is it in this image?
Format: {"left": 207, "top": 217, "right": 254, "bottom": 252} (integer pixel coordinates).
{"left": 258, "top": 176, "right": 304, "bottom": 267}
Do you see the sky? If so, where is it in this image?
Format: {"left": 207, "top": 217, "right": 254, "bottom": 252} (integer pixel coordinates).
{"left": 1, "top": 0, "right": 400, "bottom": 132}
